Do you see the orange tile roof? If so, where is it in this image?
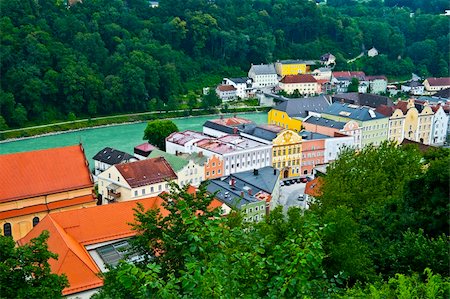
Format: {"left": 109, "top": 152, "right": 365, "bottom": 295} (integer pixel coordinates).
{"left": 0, "top": 194, "right": 96, "bottom": 220}
{"left": 0, "top": 145, "right": 93, "bottom": 203}
{"left": 280, "top": 74, "right": 317, "bottom": 84}
{"left": 116, "top": 157, "right": 177, "bottom": 188}
{"left": 17, "top": 186, "right": 221, "bottom": 296}
{"left": 305, "top": 177, "right": 323, "bottom": 198}
{"left": 18, "top": 196, "right": 164, "bottom": 295}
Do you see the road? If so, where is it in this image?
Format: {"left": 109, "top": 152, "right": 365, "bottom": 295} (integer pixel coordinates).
{"left": 272, "top": 182, "right": 309, "bottom": 213}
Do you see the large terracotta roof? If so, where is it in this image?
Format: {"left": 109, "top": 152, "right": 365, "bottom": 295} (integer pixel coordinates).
{"left": 425, "top": 77, "right": 450, "bottom": 87}
{"left": 18, "top": 187, "right": 223, "bottom": 296}
{"left": 0, "top": 145, "right": 93, "bottom": 203}
{"left": 115, "top": 157, "right": 177, "bottom": 188}
{"left": 0, "top": 194, "right": 95, "bottom": 220}
{"left": 280, "top": 74, "right": 317, "bottom": 84}
{"left": 17, "top": 196, "right": 167, "bottom": 296}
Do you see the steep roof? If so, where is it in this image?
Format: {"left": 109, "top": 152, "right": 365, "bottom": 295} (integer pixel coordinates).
{"left": 92, "top": 147, "right": 134, "bottom": 165}
{"left": 425, "top": 77, "right": 450, "bottom": 87}
{"left": 376, "top": 104, "right": 395, "bottom": 117}
{"left": 280, "top": 74, "right": 317, "bottom": 84}
{"left": 249, "top": 63, "right": 277, "bottom": 75}
{"left": 332, "top": 71, "right": 366, "bottom": 80}
{"left": 272, "top": 95, "right": 331, "bottom": 118}
{"left": 147, "top": 149, "right": 189, "bottom": 172}
{"left": 332, "top": 93, "right": 393, "bottom": 108}
{"left": 304, "top": 116, "right": 346, "bottom": 130}
{"left": 232, "top": 167, "right": 280, "bottom": 194}
{"left": 324, "top": 102, "right": 387, "bottom": 121}
{"left": 115, "top": 157, "right": 177, "bottom": 188}
{"left": 0, "top": 144, "right": 93, "bottom": 203}
{"left": 17, "top": 196, "right": 166, "bottom": 296}
{"left": 217, "top": 84, "right": 236, "bottom": 92}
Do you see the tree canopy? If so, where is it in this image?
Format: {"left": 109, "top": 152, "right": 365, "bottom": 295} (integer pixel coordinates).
{"left": 0, "top": 0, "right": 448, "bottom": 128}
{"left": 0, "top": 231, "right": 69, "bottom": 298}
{"left": 143, "top": 119, "right": 178, "bottom": 151}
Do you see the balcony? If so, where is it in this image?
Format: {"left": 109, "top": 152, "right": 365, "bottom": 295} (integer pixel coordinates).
{"left": 106, "top": 184, "right": 121, "bottom": 201}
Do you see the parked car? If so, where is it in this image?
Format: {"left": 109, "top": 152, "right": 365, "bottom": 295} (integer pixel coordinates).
{"left": 297, "top": 194, "right": 305, "bottom": 201}
{"left": 300, "top": 177, "right": 307, "bottom": 183}
{"left": 284, "top": 181, "right": 291, "bottom": 186}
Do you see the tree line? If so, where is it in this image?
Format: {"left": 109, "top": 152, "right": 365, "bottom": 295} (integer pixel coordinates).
{"left": 1, "top": 0, "right": 448, "bottom": 129}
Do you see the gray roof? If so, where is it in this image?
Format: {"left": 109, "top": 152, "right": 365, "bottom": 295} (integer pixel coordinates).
{"left": 229, "top": 77, "right": 251, "bottom": 84}
{"left": 403, "top": 80, "right": 424, "bottom": 88}
{"left": 332, "top": 93, "right": 393, "bottom": 108}
{"left": 279, "top": 59, "right": 316, "bottom": 65}
{"left": 249, "top": 64, "right": 277, "bottom": 75}
{"left": 203, "top": 120, "right": 257, "bottom": 135}
{"left": 247, "top": 127, "right": 279, "bottom": 141}
{"left": 93, "top": 147, "right": 135, "bottom": 165}
{"left": 304, "top": 116, "right": 346, "bottom": 130}
{"left": 273, "top": 95, "right": 331, "bottom": 119}
{"left": 324, "top": 102, "right": 387, "bottom": 121}
{"left": 206, "top": 167, "right": 279, "bottom": 209}
{"left": 299, "top": 130, "right": 330, "bottom": 140}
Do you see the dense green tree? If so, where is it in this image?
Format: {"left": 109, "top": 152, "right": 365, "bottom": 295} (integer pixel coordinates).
{"left": 201, "top": 90, "right": 221, "bottom": 109}
{"left": 0, "top": 231, "right": 69, "bottom": 298}
{"left": 142, "top": 119, "right": 178, "bottom": 150}
{"left": 347, "top": 78, "right": 359, "bottom": 92}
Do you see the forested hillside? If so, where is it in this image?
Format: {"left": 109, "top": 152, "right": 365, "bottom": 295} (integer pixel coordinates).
{"left": 0, "top": 0, "right": 448, "bottom": 128}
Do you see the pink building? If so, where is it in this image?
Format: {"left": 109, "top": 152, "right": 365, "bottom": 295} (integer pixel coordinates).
{"left": 299, "top": 131, "right": 327, "bottom": 175}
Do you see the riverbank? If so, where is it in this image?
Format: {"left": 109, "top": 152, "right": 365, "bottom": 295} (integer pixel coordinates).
{"left": 0, "top": 107, "right": 270, "bottom": 142}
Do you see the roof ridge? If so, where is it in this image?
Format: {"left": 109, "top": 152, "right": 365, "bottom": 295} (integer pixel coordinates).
{"left": 48, "top": 215, "right": 100, "bottom": 275}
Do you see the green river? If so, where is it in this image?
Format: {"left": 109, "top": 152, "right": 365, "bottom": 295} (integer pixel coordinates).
{"left": 0, "top": 113, "right": 267, "bottom": 167}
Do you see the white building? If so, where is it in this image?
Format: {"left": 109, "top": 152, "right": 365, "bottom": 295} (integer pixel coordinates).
{"left": 368, "top": 47, "right": 379, "bottom": 57}
{"left": 367, "top": 76, "right": 388, "bottom": 94}
{"left": 92, "top": 147, "right": 137, "bottom": 176}
{"left": 248, "top": 63, "right": 278, "bottom": 88}
{"left": 97, "top": 157, "right": 177, "bottom": 204}
{"left": 194, "top": 135, "right": 273, "bottom": 176}
{"left": 222, "top": 77, "right": 254, "bottom": 98}
{"left": 166, "top": 130, "right": 212, "bottom": 154}
{"left": 431, "top": 106, "right": 449, "bottom": 145}
{"left": 216, "top": 85, "right": 237, "bottom": 101}
{"left": 401, "top": 81, "right": 424, "bottom": 95}
{"left": 324, "top": 135, "right": 354, "bottom": 163}
{"left": 147, "top": 149, "right": 205, "bottom": 187}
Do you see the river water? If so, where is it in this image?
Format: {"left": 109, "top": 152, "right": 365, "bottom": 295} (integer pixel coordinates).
{"left": 0, "top": 113, "right": 267, "bottom": 167}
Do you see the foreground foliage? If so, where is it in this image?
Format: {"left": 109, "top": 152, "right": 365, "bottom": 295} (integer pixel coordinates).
{"left": 0, "top": 231, "right": 68, "bottom": 298}
{"left": 96, "top": 144, "right": 449, "bottom": 297}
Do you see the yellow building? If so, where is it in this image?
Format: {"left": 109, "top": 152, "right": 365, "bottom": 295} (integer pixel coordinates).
{"left": 272, "top": 130, "right": 303, "bottom": 179}
{"left": 268, "top": 95, "right": 332, "bottom": 132}
{"left": 275, "top": 60, "right": 316, "bottom": 76}
{"left": 0, "top": 145, "right": 97, "bottom": 241}
{"left": 388, "top": 99, "right": 434, "bottom": 144}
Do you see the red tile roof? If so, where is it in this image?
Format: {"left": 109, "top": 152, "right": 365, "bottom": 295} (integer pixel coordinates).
{"left": 210, "top": 117, "right": 253, "bottom": 126}
{"left": 425, "top": 77, "right": 450, "bottom": 87}
{"left": 0, "top": 145, "right": 93, "bottom": 203}
{"left": 134, "top": 142, "right": 157, "bottom": 152}
{"left": 376, "top": 104, "right": 395, "bottom": 117}
{"left": 0, "top": 194, "right": 95, "bottom": 220}
{"left": 332, "top": 71, "right": 366, "bottom": 80}
{"left": 305, "top": 177, "right": 323, "bottom": 198}
{"left": 217, "top": 84, "right": 237, "bottom": 92}
{"left": 280, "top": 74, "right": 317, "bottom": 84}
{"left": 115, "top": 157, "right": 177, "bottom": 188}
{"left": 366, "top": 75, "right": 388, "bottom": 81}
{"left": 18, "top": 186, "right": 222, "bottom": 296}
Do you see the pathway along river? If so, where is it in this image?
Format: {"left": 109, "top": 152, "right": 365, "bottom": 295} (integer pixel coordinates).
{"left": 0, "top": 112, "right": 266, "bottom": 167}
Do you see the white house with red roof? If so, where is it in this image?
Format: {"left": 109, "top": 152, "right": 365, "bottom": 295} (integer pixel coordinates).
{"left": 423, "top": 77, "right": 450, "bottom": 94}
{"left": 279, "top": 74, "right": 320, "bottom": 95}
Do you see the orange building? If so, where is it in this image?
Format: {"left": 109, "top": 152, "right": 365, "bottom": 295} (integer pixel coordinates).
{"left": 0, "top": 145, "right": 96, "bottom": 240}
{"left": 204, "top": 154, "right": 224, "bottom": 179}
{"left": 299, "top": 131, "right": 328, "bottom": 175}
{"left": 18, "top": 188, "right": 222, "bottom": 298}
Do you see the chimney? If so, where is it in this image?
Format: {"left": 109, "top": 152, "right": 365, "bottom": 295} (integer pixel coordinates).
{"left": 233, "top": 127, "right": 238, "bottom": 134}
{"left": 253, "top": 169, "right": 258, "bottom": 176}
{"left": 229, "top": 178, "right": 235, "bottom": 187}
{"left": 248, "top": 188, "right": 252, "bottom": 196}
{"left": 240, "top": 191, "right": 244, "bottom": 197}
{"left": 198, "top": 151, "right": 203, "bottom": 157}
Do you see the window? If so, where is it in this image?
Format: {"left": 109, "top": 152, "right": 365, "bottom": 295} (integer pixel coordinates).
{"left": 3, "top": 223, "right": 11, "bottom": 237}
{"left": 159, "top": 185, "right": 162, "bottom": 191}
{"left": 151, "top": 186, "right": 154, "bottom": 192}
{"left": 142, "top": 189, "right": 146, "bottom": 195}
{"left": 212, "top": 170, "right": 215, "bottom": 175}
{"left": 206, "top": 171, "right": 210, "bottom": 176}
{"left": 218, "top": 169, "right": 221, "bottom": 174}
{"left": 212, "top": 162, "right": 216, "bottom": 167}
{"left": 33, "top": 217, "right": 40, "bottom": 227}
{"left": 255, "top": 206, "right": 258, "bottom": 211}
{"left": 96, "top": 240, "right": 142, "bottom": 267}
{"left": 134, "top": 190, "right": 138, "bottom": 197}
{"left": 117, "top": 177, "right": 120, "bottom": 182}
{"left": 108, "top": 173, "right": 111, "bottom": 179}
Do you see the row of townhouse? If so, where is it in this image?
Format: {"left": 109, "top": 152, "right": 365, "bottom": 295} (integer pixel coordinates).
{"left": 269, "top": 95, "right": 449, "bottom": 150}
{"left": 217, "top": 58, "right": 389, "bottom": 101}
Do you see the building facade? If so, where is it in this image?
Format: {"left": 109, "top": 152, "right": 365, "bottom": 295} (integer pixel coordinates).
{"left": 279, "top": 74, "right": 320, "bottom": 95}
{"left": 430, "top": 106, "right": 449, "bottom": 145}
{"left": 423, "top": 77, "right": 450, "bottom": 93}
{"left": 275, "top": 60, "right": 315, "bottom": 76}
{"left": 299, "top": 131, "right": 327, "bottom": 175}
{"left": 97, "top": 157, "right": 177, "bottom": 204}
{"left": 248, "top": 64, "right": 278, "bottom": 88}
{"left": 0, "top": 145, "right": 97, "bottom": 241}
{"left": 271, "top": 130, "right": 303, "bottom": 179}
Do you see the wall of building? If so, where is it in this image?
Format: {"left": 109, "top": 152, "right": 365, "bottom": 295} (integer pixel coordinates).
{"left": 271, "top": 130, "right": 302, "bottom": 179}
{"left": 268, "top": 109, "right": 303, "bottom": 132}
{"left": 431, "top": 108, "right": 449, "bottom": 145}
{"left": 301, "top": 139, "right": 325, "bottom": 175}
{"left": 279, "top": 82, "right": 318, "bottom": 95}
{"left": 177, "top": 160, "right": 204, "bottom": 187}
{"left": 275, "top": 63, "right": 309, "bottom": 76}
{"left": 242, "top": 200, "right": 266, "bottom": 222}
{"left": 324, "top": 136, "right": 354, "bottom": 163}
{"left": 205, "top": 155, "right": 224, "bottom": 180}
